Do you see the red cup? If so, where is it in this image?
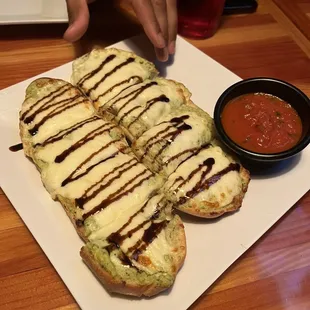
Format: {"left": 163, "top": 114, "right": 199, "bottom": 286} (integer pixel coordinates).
{"left": 177, "top": 0, "right": 226, "bottom": 39}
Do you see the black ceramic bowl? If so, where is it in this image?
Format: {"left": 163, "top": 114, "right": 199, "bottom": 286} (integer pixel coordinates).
{"left": 214, "top": 77, "right": 310, "bottom": 163}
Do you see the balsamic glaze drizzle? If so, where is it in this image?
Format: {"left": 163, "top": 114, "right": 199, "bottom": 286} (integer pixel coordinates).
{"left": 82, "top": 170, "right": 153, "bottom": 219}
{"left": 9, "top": 143, "right": 23, "bottom": 152}
{"left": 86, "top": 57, "right": 135, "bottom": 95}
{"left": 54, "top": 123, "right": 116, "bottom": 163}
{"left": 24, "top": 94, "right": 79, "bottom": 125}
{"left": 29, "top": 98, "right": 87, "bottom": 136}
{"left": 35, "top": 116, "right": 99, "bottom": 148}
{"left": 96, "top": 76, "right": 143, "bottom": 101}
{"left": 76, "top": 158, "right": 139, "bottom": 209}
{"left": 78, "top": 54, "right": 116, "bottom": 87}
{"left": 111, "top": 82, "right": 157, "bottom": 115}
{"left": 131, "top": 221, "right": 168, "bottom": 260}
{"left": 177, "top": 163, "right": 240, "bottom": 206}
{"left": 107, "top": 196, "right": 165, "bottom": 246}
{"left": 141, "top": 117, "right": 192, "bottom": 161}
{"left": 127, "top": 95, "right": 170, "bottom": 128}
{"left": 20, "top": 84, "right": 69, "bottom": 122}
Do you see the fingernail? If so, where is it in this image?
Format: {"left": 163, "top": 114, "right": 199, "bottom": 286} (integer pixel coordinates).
{"left": 157, "top": 33, "right": 166, "bottom": 49}
{"left": 169, "top": 41, "right": 176, "bottom": 55}
{"left": 156, "top": 47, "right": 169, "bottom": 62}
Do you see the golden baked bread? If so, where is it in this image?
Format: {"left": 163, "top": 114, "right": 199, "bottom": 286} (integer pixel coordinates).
{"left": 72, "top": 48, "right": 250, "bottom": 219}
{"left": 19, "top": 77, "right": 186, "bottom": 297}
{"left": 18, "top": 47, "right": 250, "bottom": 298}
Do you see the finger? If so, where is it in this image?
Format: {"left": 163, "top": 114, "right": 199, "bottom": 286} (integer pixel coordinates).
{"left": 166, "top": 0, "right": 177, "bottom": 54}
{"left": 151, "top": 0, "right": 168, "bottom": 42}
{"left": 151, "top": 0, "right": 169, "bottom": 61}
{"left": 64, "top": 0, "right": 90, "bottom": 42}
{"left": 153, "top": 47, "right": 167, "bottom": 62}
{"left": 130, "top": 0, "right": 166, "bottom": 49}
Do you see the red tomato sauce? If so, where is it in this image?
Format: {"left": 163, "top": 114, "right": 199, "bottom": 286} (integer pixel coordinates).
{"left": 221, "top": 93, "right": 303, "bottom": 154}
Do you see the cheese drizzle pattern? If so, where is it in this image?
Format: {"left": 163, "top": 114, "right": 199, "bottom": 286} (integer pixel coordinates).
{"left": 76, "top": 158, "right": 141, "bottom": 210}
{"left": 61, "top": 145, "right": 121, "bottom": 187}
{"left": 82, "top": 169, "right": 153, "bottom": 220}
{"left": 77, "top": 54, "right": 116, "bottom": 87}
{"left": 108, "top": 199, "right": 159, "bottom": 245}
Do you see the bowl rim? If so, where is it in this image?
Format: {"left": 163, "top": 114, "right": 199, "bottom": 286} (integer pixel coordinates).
{"left": 213, "top": 77, "right": 310, "bottom": 161}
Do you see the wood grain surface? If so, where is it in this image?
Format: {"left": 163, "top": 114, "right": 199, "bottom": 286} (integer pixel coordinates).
{"left": 1, "top": 0, "right": 310, "bottom": 309}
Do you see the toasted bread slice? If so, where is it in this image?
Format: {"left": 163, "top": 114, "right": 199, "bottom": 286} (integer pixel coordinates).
{"left": 163, "top": 144, "right": 250, "bottom": 218}
{"left": 19, "top": 77, "right": 186, "bottom": 296}
{"left": 71, "top": 48, "right": 159, "bottom": 110}
{"left": 98, "top": 77, "right": 192, "bottom": 142}
{"left": 132, "top": 104, "right": 216, "bottom": 177}
{"left": 71, "top": 48, "right": 192, "bottom": 141}
{"left": 19, "top": 78, "right": 95, "bottom": 161}
{"left": 71, "top": 47, "right": 250, "bottom": 219}
{"left": 81, "top": 196, "right": 186, "bottom": 297}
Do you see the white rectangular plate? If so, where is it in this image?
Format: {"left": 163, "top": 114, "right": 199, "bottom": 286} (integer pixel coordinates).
{"left": 0, "top": 35, "right": 309, "bottom": 310}
{"left": 0, "top": 0, "right": 68, "bottom": 25}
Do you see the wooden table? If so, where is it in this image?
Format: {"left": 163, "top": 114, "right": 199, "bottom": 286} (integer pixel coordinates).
{"left": 1, "top": 0, "right": 310, "bottom": 309}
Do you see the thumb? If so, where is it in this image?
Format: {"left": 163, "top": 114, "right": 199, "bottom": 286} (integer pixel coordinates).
{"left": 64, "top": 0, "right": 90, "bottom": 42}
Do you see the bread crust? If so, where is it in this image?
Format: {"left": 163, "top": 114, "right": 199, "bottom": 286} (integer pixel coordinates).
{"left": 97, "top": 76, "right": 193, "bottom": 144}
{"left": 19, "top": 78, "right": 63, "bottom": 160}
{"left": 80, "top": 215, "right": 186, "bottom": 297}
{"left": 176, "top": 165, "right": 250, "bottom": 218}
{"left": 19, "top": 47, "right": 252, "bottom": 298}
{"left": 19, "top": 76, "right": 187, "bottom": 297}
{"left": 71, "top": 47, "right": 251, "bottom": 220}
{"left": 71, "top": 47, "right": 159, "bottom": 106}
{"left": 72, "top": 47, "right": 159, "bottom": 80}
{"left": 80, "top": 246, "right": 165, "bottom": 297}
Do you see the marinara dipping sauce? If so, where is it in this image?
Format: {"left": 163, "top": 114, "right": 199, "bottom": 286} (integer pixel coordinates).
{"left": 221, "top": 93, "right": 303, "bottom": 154}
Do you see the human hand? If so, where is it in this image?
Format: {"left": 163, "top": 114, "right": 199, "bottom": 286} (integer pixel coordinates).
{"left": 63, "top": 0, "right": 93, "bottom": 43}
{"left": 64, "top": 0, "right": 177, "bottom": 62}
{"left": 128, "top": 0, "right": 178, "bottom": 61}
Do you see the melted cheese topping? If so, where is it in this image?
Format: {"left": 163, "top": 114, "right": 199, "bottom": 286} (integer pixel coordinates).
{"left": 71, "top": 49, "right": 156, "bottom": 106}
{"left": 135, "top": 229, "right": 172, "bottom": 273}
{"left": 104, "top": 78, "right": 186, "bottom": 137}
{"left": 109, "top": 227, "right": 173, "bottom": 274}
{"left": 68, "top": 48, "right": 247, "bottom": 274}
{"left": 21, "top": 45, "right": 248, "bottom": 281}
{"left": 21, "top": 83, "right": 95, "bottom": 144}
{"left": 36, "top": 118, "right": 108, "bottom": 163}
{"left": 72, "top": 50, "right": 189, "bottom": 140}
{"left": 134, "top": 106, "right": 215, "bottom": 176}
{"left": 165, "top": 146, "right": 242, "bottom": 208}
{"left": 89, "top": 194, "right": 162, "bottom": 241}
{"left": 21, "top": 78, "right": 174, "bottom": 275}
{"left": 92, "top": 194, "right": 173, "bottom": 274}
